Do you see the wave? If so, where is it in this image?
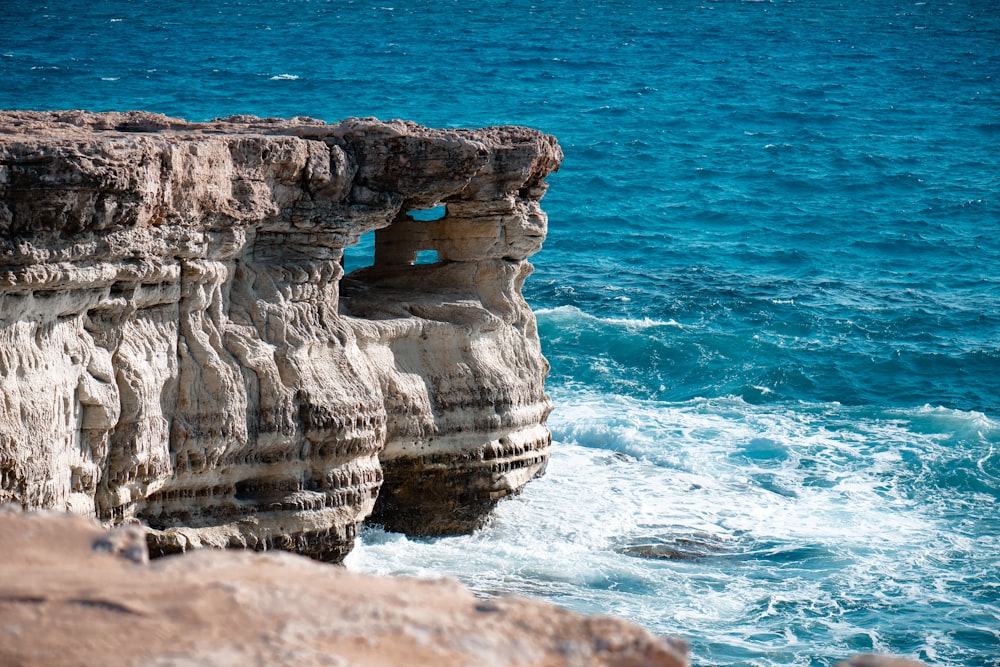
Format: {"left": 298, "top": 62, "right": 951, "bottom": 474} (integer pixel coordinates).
{"left": 532, "top": 281, "right": 1000, "bottom": 412}
{"left": 535, "top": 304, "right": 685, "bottom": 331}
{"left": 8, "top": 0, "right": 998, "bottom": 661}
{"left": 548, "top": 389, "right": 998, "bottom": 477}
{"left": 350, "top": 388, "right": 1000, "bottom": 663}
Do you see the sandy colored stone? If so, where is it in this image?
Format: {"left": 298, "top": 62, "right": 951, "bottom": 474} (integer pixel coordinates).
{"left": 0, "top": 510, "right": 689, "bottom": 667}
{"left": 835, "top": 656, "right": 929, "bottom": 667}
{"left": 0, "top": 110, "right": 562, "bottom": 559}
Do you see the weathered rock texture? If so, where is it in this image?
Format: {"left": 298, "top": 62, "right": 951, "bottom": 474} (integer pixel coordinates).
{"left": 0, "top": 510, "right": 934, "bottom": 667}
{"left": 835, "top": 657, "right": 930, "bottom": 667}
{"left": 0, "top": 110, "right": 561, "bottom": 559}
{"left": 0, "top": 509, "right": 690, "bottom": 667}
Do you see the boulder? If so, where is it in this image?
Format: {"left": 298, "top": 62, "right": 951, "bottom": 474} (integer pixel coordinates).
{"left": 0, "top": 509, "right": 689, "bottom": 667}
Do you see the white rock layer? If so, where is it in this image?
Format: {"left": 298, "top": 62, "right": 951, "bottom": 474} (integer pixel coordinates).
{"left": 0, "top": 110, "right": 562, "bottom": 559}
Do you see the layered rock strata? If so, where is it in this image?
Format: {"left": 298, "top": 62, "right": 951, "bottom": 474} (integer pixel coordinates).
{"left": 0, "top": 110, "right": 561, "bottom": 559}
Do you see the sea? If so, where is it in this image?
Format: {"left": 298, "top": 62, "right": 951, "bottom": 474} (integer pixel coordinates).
{"left": 2, "top": 1, "right": 998, "bottom": 665}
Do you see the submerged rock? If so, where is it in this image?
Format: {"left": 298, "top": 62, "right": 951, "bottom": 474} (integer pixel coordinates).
{"left": 0, "top": 110, "right": 561, "bottom": 560}
{"left": 616, "top": 531, "right": 741, "bottom": 561}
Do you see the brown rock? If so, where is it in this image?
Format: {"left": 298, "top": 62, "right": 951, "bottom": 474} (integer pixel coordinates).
{"left": 835, "top": 655, "right": 929, "bottom": 667}
{"left": 0, "top": 510, "right": 689, "bottom": 667}
{"left": 0, "top": 110, "right": 562, "bottom": 559}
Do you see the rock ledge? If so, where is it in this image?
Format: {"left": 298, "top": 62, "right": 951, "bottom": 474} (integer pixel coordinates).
{"left": 0, "top": 509, "right": 690, "bottom": 667}
{"left": 0, "top": 110, "right": 561, "bottom": 560}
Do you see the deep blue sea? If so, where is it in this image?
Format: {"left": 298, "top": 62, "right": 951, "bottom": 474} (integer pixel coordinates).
{"left": 3, "top": 1, "right": 998, "bottom": 664}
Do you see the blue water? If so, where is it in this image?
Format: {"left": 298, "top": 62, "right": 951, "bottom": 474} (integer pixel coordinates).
{"left": 3, "top": 1, "right": 999, "bottom": 664}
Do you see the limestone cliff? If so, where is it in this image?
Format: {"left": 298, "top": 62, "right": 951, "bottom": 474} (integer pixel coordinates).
{"left": 0, "top": 110, "right": 562, "bottom": 560}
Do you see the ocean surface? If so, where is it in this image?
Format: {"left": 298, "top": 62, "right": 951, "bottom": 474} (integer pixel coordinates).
{"left": 2, "top": 1, "right": 998, "bottom": 664}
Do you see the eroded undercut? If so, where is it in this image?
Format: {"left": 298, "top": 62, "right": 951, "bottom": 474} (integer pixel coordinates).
{"left": 0, "top": 111, "right": 562, "bottom": 559}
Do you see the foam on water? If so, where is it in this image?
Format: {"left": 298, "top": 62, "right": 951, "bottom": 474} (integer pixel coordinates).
{"left": 349, "top": 389, "right": 1000, "bottom": 665}
{"left": 536, "top": 305, "right": 686, "bottom": 332}
{"left": 532, "top": 280, "right": 1000, "bottom": 413}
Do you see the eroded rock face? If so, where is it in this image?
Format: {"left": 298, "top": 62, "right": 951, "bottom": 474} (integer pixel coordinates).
{"left": 0, "top": 110, "right": 562, "bottom": 559}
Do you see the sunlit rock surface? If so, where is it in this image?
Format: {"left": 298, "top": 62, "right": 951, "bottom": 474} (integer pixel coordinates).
{"left": 0, "top": 110, "right": 561, "bottom": 559}
{"left": 0, "top": 509, "right": 690, "bottom": 667}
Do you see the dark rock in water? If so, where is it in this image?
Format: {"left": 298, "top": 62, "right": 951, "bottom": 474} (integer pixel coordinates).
{"left": 617, "top": 531, "right": 740, "bottom": 561}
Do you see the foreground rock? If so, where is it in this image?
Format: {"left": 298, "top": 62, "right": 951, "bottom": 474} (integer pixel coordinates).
{"left": 0, "top": 510, "right": 689, "bottom": 667}
{"left": 0, "top": 111, "right": 561, "bottom": 559}
{"left": 835, "top": 657, "right": 930, "bottom": 667}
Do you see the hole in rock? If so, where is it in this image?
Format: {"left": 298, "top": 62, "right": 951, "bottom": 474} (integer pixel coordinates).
{"left": 407, "top": 204, "right": 446, "bottom": 221}
{"left": 342, "top": 229, "right": 375, "bottom": 275}
{"left": 414, "top": 249, "right": 439, "bottom": 265}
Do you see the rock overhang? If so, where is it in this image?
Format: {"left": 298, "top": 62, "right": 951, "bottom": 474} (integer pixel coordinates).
{"left": 0, "top": 110, "right": 562, "bottom": 559}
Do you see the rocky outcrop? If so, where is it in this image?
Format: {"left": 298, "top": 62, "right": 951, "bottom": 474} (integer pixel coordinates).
{"left": 0, "top": 110, "right": 561, "bottom": 560}
{"left": 0, "top": 509, "right": 690, "bottom": 667}
{"left": 835, "top": 657, "right": 930, "bottom": 667}
{"left": 0, "top": 510, "right": 934, "bottom": 667}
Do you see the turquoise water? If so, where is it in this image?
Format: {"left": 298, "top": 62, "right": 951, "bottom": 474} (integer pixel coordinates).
{"left": 3, "top": 1, "right": 998, "bottom": 664}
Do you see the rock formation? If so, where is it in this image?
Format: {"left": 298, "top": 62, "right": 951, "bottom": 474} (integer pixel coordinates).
{"left": 0, "top": 509, "right": 934, "bottom": 667}
{"left": 0, "top": 509, "right": 690, "bottom": 667}
{"left": 0, "top": 110, "right": 561, "bottom": 560}
{"left": 835, "top": 657, "right": 930, "bottom": 667}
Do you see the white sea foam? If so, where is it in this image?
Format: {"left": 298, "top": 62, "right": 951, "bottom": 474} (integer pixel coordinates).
{"left": 347, "top": 389, "right": 997, "bottom": 664}
{"left": 535, "top": 304, "right": 685, "bottom": 330}
{"left": 546, "top": 392, "right": 939, "bottom": 543}
{"left": 268, "top": 73, "right": 300, "bottom": 80}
